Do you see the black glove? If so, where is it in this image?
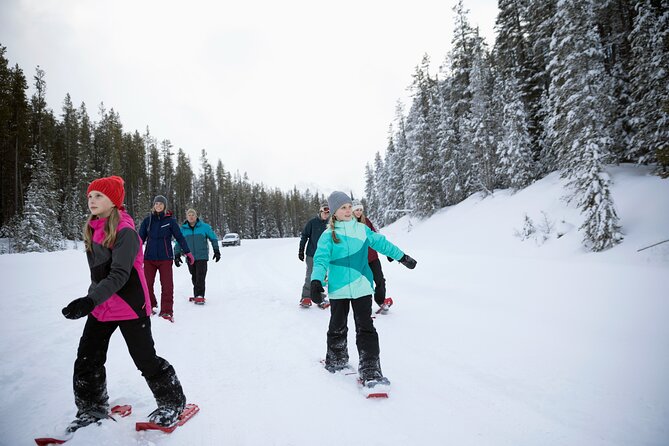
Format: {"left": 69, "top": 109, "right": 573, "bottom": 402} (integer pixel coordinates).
{"left": 298, "top": 250, "right": 305, "bottom": 262}
{"left": 213, "top": 251, "right": 221, "bottom": 262}
{"left": 174, "top": 255, "right": 182, "bottom": 267}
{"left": 399, "top": 254, "right": 417, "bottom": 269}
{"left": 310, "top": 280, "right": 324, "bottom": 304}
{"left": 387, "top": 256, "right": 394, "bottom": 262}
{"left": 62, "top": 297, "right": 95, "bottom": 319}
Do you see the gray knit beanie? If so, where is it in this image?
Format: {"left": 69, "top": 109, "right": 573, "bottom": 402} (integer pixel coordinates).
{"left": 327, "top": 191, "right": 352, "bottom": 214}
{"left": 153, "top": 195, "right": 167, "bottom": 207}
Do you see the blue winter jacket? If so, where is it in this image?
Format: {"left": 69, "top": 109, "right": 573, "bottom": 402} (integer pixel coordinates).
{"left": 174, "top": 219, "right": 219, "bottom": 261}
{"left": 311, "top": 219, "right": 404, "bottom": 299}
{"left": 138, "top": 211, "right": 191, "bottom": 261}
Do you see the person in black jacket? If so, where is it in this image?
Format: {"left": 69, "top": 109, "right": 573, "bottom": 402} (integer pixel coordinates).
{"left": 298, "top": 202, "right": 330, "bottom": 307}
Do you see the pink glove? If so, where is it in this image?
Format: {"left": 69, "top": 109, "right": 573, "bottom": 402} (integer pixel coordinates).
{"left": 186, "top": 252, "right": 195, "bottom": 265}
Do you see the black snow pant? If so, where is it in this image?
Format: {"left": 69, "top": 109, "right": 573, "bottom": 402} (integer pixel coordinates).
{"left": 187, "top": 259, "right": 208, "bottom": 298}
{"left": 73, "top": 315, "right": 186, "bottom": 416}
{"left": 326, "top": 295, "right": 382, "bottom": 380}
{"left": 369, "top": 259, "right": 386, "bottom": 306}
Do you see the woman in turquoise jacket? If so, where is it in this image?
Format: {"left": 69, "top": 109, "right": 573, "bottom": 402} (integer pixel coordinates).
{"left": 174, "top": 209, "right": 220, "bottom": 305}
{"left": 310, "top": 191, "right": 417, "bottom": 388}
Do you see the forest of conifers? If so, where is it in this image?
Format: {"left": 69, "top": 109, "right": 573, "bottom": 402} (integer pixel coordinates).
{"left": 1, "top": 0, "right": 667, "bottom": 253}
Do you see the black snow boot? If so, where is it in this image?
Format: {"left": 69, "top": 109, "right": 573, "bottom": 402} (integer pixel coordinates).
{"left": 145, "top": 359, "right": 186, "bottom": 417}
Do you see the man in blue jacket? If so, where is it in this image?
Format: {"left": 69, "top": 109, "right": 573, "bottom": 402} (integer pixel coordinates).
{"left": 139, "top": 195, "right": 193, "bottom": 322}
{"left": 174, "top": 208, "right": 220, "bottom": 305}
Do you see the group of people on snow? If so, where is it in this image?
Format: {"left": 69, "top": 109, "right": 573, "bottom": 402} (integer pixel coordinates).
{"left": 138, "top": 196, "right": 220, "bottom": 320}
{"left": 59, "top": 174, "right": 417, "bottom": 432}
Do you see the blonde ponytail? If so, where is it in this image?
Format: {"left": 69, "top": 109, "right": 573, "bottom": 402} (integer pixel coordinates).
{"left": 329, "top": 215, "right": 341, "bottom": 244}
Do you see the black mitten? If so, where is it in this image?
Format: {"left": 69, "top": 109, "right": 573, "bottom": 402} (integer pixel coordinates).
{"left": 310, "top": 280, "right": 324, "bottom": 304}
{"left": 298, "top": 250, "right": 305, "bottom": 261}
{"left": 387, "top": 256, "right": 394, "bottom": 262}
{"left": 399, "top": 254, "right": 417, "bottom": 269}
{"left": 62, "top": 297, "right": 95, "bottom": 319}
{"left": 174, "top": 255, "right": 182, "bottom": 267}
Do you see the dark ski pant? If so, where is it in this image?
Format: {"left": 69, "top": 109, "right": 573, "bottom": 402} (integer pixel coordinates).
{"left": 369, "top": 258, "right": 386, "bottom": 306}
{"left": 187, "top": 259, "right": 208, "bottom": 297}
{"left": 73, "top": 315, "right": 186, "bottom": 416}
{"left": 326, "top": 295, "right": 382, "bottom": 380}
{"left": 144, "top": 260, "right": 174, "bottom": 314}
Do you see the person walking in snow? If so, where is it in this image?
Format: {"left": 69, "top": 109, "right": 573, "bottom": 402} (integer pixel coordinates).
{"left": 61, "top": 175, "right": 187, "bottom": 430}
{"left": 174, "top": 208, "right": 220, "bottom": 305}
{"left": 352, "top": 200, "right": 394, "bottom": 313}
{"left": 138, "top": 195, "right": 194, "bottom": 322}
{"left": 298, "top": 201, "right": 330, "bottom": 308}
{"left": 311, "top": 191, "right": 417, "bottom": 387}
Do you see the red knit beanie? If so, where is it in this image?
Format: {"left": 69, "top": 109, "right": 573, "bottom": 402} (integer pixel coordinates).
{"left": 86, "top": 175, "right": 125, "bottom": 209}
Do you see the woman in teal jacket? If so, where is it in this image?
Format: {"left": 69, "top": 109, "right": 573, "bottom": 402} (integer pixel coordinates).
{"left": 174, "top": 209, "right": 220, "bottom": 305}
{"left": 310, "top": 191, "right": 417, "bottom": 388}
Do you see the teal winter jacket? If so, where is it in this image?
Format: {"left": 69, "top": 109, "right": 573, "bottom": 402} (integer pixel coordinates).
{"left": 311, "top": 219, "right": 404, "bottom": 299}
{"left": 174, "top": 219, "right": 219, "bottom": 261}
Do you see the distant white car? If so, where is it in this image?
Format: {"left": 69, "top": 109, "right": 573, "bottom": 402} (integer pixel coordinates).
{"left": 221, "top": 233, "right": 241, "bottom": 247}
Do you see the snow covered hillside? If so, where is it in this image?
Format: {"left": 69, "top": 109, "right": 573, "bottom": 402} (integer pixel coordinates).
{"left": 1, "top": 165, "right": 667, "bottom": 446}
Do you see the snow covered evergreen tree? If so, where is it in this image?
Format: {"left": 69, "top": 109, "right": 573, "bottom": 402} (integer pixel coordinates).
{"left": 496, "top": 73, "right": 534, "bottom": 189}
{"left": 465, "top": 34, "right": 498, "bottom": 194}
{"left": 405, "top": 55, "right": 442, "bottom": 217}
{"left": 389, "top": 103, "right": 409, "bottom": 212}
{"left": 546, "top": 0, "right": 622, "bottom": 251}
{"left": 524, "top": 0, "right": 557, "bottom": 161}
{"left": 626, "top": 0, "right": 669, "bottom": 169}
{"left": 15, "top": 147, "right": 63, "bottom": 251}
{"left": 364, "top": 162, "right": 377, "bottom": 220}
{"left": 372, "top": 151, "right": 386, "bottom": 223}
{"left": 443, "top": 0, "right": 480, "bottom": 203}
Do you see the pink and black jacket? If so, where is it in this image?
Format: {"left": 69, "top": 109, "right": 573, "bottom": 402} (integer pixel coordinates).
{"left": 87, "top": 210, "right": 152, "bottom": 321}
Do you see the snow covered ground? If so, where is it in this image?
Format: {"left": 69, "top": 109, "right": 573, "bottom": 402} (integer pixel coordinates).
{"left": 1, "top": 165, "right": 668, "bottom": 446}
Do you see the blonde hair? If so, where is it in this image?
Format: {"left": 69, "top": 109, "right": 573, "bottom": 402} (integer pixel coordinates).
{"left": 329, "top": 215, "right": 341, "bottom": 244}
{"left": 354, "top": 210, "right": 367, "bottom": 225}
{"left": 186, "top": 208, "right": 197, "bottom": 216}
{"left": 83, "top": 207, "right": 121, "bottom": 252}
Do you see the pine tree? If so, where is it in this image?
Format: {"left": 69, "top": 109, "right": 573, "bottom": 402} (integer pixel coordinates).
{"left": 546, "top": 0, "right": 622, "bottom": 251}
{"left": 525, "top": 0, "right": 557, "bottom": 161}
{"left": 145, "top": 130, "right": 161, "bottom": 203}
{"left": 55, "top": 93, "right": 79, "bottom": 191}
{"left": 626, "top": 0, "right": 669, "bottom": 168}
{"left": 372, "top": 152, "right": 386, "bottom": 223}
{"left": 405, "top": 54, "right": 441, "bottom": 217}
{"left": 92, "top": 103, "right": 111, "bottom": 176}
{"left": 160, "top": 139, "right": 175, "bottom": 212}
{"left": 364, "top": 162, "right": 377, "bottom": 221}
{"left": 15, "top": 147, "right": 63, "bottom": 251}
{"left": 0, "top": 51, "right": 31, "bottom": 225}
{"left": 444, "top": 0, "right": 480, "bottom": 204}
{"left": 465, "top": 35, "right": 497, "bottom": 194}
{"left": 389, "top": 103, "right": 408, "bottom": 212}
{"left": 496, "top": 73, "right": 534, "bottom": 189}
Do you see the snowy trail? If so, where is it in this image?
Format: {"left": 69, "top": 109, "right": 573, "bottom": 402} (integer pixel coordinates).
{"left": 2, "top": 167, "right": 668, "bottom": 445}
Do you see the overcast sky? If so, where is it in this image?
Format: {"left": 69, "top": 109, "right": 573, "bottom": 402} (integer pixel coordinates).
{"left": 1, "top": 0, "right": 498, "bottom": 198}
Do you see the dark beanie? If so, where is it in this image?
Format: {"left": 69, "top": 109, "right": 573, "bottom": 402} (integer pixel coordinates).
{"left": 153, "top": 195, "right": 167, "bottom": 207}
{"left": 327, "top": 191, "right": 352, "bottom": 213}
